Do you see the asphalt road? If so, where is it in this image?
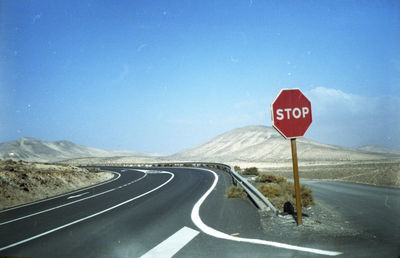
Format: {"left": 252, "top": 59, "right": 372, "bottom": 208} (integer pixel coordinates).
{"left": 304, "top": 180, "right": 400, "bottom": 256}
{"left": 0, "top": 167, "right": 272, "bottom": 257}
{"left": 0, "top": 167, "right": 398, "bottom": 257}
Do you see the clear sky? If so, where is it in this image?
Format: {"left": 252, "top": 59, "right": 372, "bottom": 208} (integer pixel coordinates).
{"left": 1, "top": 0, "right": 399, "bottom": 153}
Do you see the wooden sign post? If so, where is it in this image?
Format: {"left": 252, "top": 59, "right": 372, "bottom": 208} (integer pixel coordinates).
{"left": 271, "top": 89, "right": 312, "bottom": 226}
{"left": 291, "top": 138, "right": 302, "bottom": 225}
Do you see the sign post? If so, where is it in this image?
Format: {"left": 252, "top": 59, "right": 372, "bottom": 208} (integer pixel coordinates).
{"left": 271, "top": 89, "right": 312, "bottom": 226}
{"left": 291, "top": 138, "right": 302, "bottom": 225}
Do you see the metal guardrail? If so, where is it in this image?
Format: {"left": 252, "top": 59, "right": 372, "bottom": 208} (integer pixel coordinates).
{"left": 228, "top": 164, "right": 278, "bottom": 214}
{"left": 90, "top": 161, "right": 278, "bottom": 215}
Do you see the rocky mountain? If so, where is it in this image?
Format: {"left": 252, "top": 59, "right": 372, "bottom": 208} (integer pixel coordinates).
{"left": 170, "top": 125, "right": 397, "bottom": 162}
{"left": 0, "top": 137, "right": 163, "bottom": 163}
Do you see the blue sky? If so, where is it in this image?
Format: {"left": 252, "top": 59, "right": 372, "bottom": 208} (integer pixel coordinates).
{"left": 1, "top": 0, "right": 399, "bottom": 153}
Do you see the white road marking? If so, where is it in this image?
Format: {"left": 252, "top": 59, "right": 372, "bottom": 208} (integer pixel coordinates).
{"left": 0, "top": 171, "right": 121, "bottom": 213}
{"left": 140, "top": 226, "right": 199, "bottom": 258}
{"left": 0, "top": 171, "right": 174, "bottom": 251}
{"left": 135, "top": 169, "right": 150, "bottom": 173}
{"left": 191, "top": 168, "right": 343, "bottom": 256}
{"left": 67, "top": 192, "right": 89, "bottom": 199}
{"left": 384, "top": 195, "right": 391, "bottom": 208}
{"left": 0, "top": 170, "right": 146, "bottom": 226}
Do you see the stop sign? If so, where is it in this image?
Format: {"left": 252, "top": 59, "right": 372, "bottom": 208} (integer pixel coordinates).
{"left": 271, "top": 89, "right": 312, "bottom": 138}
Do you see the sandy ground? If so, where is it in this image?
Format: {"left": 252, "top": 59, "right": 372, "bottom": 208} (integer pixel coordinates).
{"left": 231, "top": 160, "right": 400, "bottom": 188}
{"left": 0, "top": 159, "right": 113, "bottom": 210}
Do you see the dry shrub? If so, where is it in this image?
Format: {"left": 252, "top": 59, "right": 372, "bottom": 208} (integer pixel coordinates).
{"left": 87, "top": 167, "right": 100, "bottom": 173}
{"left": 299, "top": 184, "right": 314, "bottom": 207}
{"left": 234, "top": 165, "right": 241, "bottom": 172}
{"left": 226, "top": 186, "right": 247, "bottom": 198}
{"left": 255, "top": 174, "right": 287, "bottom": 184}
{"left": 242, "top": 167, "right": 259, "bottom": 176}
{"left": 256, "top": 184, "right": 282, "bottom": 198}
{"left": 257, "top": 181, "right": 315, "bottom": 211}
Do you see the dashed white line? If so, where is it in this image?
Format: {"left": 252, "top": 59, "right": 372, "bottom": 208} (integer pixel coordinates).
{"left": 0, "top": 170, "right": 145, "bottom": 226}
{"left": 191, "top": 168, "right": 343, "bottom": 256}
{"left": 0, "top": 171, "right": 174, "bottom": 252}
{"left": 140, "top": 226, "right": 199, "bottom": 258}
{"left": 67, "top": 192, "right": 90, "bottom": 199}
{"left": 0, "top": 171, "right": 121, "bottom": 213}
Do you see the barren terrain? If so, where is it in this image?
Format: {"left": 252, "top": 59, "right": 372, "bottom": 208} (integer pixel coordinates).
{"left": 249, "top": 160, "right": 400, "bottom": 188}
{"left": 3, "top": 126, "right": 399, "bottom": 189}
{"left": 0, "top": 159, "right": 113, "bottom": 210}
{"left": 0, "top": 137, "right": 165, "bottom": 162}
{"left": 171, "top": 126, "right": 397, "bottom": 162}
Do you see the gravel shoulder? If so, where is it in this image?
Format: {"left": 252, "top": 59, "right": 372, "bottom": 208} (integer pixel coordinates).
{"left": 259, "top": 201, "right": 370, "bottom": 240}
{"left": 0, "top": 159, "right": 113, "bottom": 210}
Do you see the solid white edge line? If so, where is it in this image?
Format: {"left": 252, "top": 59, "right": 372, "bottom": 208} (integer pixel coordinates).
{"left": 140, "top": 226, "right": 199, "bottom": 258}
{"left": 0, "top": 170, "right": 146, "bottom": 225}
{"left": 0, "top": 171, "right": 121, "bottom": 213}
{"left": 191, "top": 168, "right": 343, "bottom": 256}
{"left": 0, "top": 171, "right": 174, "bottom": 252}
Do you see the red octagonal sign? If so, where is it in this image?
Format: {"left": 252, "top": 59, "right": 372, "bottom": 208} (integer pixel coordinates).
{"left": 271, "top": 89, "right": 312, "bottom": 139}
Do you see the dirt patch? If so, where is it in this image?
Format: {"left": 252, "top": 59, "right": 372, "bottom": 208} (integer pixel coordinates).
{"left": 0, "top": 159, "right": 113, "bottom": 210}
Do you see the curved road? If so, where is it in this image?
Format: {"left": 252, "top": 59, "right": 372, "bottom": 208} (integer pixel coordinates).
{"left": 0, "top": 167, "right": 398, "bottom": 257}
{"left": 0, "top": 167, "right": 270, "bottom": 257}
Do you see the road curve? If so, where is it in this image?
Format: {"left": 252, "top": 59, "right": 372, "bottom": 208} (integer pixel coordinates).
{"left": 1, "top": 167, "right": 264, "bottom": 257}
{"left": 2, "top": 167, "right": 395, "bottom": 257}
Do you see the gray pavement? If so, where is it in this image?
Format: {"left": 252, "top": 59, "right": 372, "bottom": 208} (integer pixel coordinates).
{"left": 1, "top": 167, "right": 398, "bottom": 257}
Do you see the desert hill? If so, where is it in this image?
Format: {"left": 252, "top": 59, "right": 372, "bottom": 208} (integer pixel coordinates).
{"left": 1, "top": 126, "right": 398, "bottom": 164}
{"left": 0, "top": 137, "right": 164, "bottom": 163}
{"left": 357, "top": 145, "right": 400, "bottom": 155}
{"left": 170, "top": 126, "right": 397, "bottom": 162}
